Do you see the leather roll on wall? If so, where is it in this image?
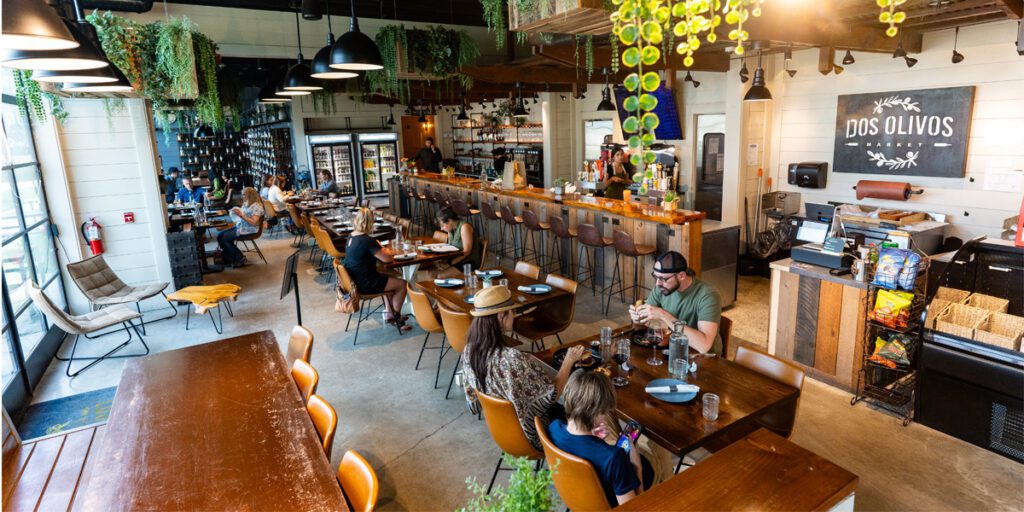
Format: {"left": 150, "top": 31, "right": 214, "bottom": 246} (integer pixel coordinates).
{"left": 854, "top": 180, "right": 912, "bottom": 200}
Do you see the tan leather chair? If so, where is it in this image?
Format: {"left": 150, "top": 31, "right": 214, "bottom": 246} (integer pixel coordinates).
{"left": 513, "top": 261, "right": 541, "bottom": 281}
{"left": 286, "top": 203, "right": 307, "bottom": 246}
{"left": 337, "top": 450, "right": 379, "bottom": 512}
{"left": 548, "top": 215, "right": 577, "bottom": 276}
{"left": 478, "top": 391, "right": 543, "bottom": 494}
{"left": 513, "top": 273, "right": 579, "bottom": 352}
{"left": 408, "top": 284, "right": 447, "bottom": 388}
{"left": 438, "top": 304, "right": 472, "bottom": 399}
{"left": 433, "top": 230, "right": 448, "bottom": 242}
{"left": 286, "top": 325, "right": 314, "bottom": 367}
{"left": 719, "top": 316, "right": 732, "bottom": 359}
{"left": 291, "top": 359, "right": 319, "bottom": 402}
{"left": 335, "top": 263, "right": 396, "bottom": 345}
{"left": 235, "top": 213, "right": 268, "bottom": 264}
{"left": 307, "top": 394, "right": 337, "bottom": 456}
{"left": 575, "top": 223, "right": 613, "bottom": 296}
{"left": 534, "top": 417, "right": 611, "bottom": 511}
{"left": 734, "top": 345, "right": 805, "bottom": 438}
{"left": 520, "top": 209, "right": 551, "bottom": 269}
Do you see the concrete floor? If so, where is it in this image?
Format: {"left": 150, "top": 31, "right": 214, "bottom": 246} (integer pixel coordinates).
{"left": 32, "top": 232, "right": 1023, "bottom": 511}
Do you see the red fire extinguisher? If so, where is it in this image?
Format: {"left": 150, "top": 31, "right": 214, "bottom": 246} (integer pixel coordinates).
{"left": 81, "top": 217, "right": 103, "bottom": 255}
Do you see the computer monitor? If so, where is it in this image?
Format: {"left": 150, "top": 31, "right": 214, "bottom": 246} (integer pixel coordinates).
{"left": 805, "top": 202, "right": 835, "bottom": 223}
{"left": 796, "top": 221, "right": 829, "bottom": 245}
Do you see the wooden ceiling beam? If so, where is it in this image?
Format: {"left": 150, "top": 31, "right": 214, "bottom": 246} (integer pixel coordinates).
{"left": 996, "top": 0, "right": 1023, "bottom": 18}
{"left": 533, "top": 45, "right": 732, "bottom": 72}
{"left": 460, "top": 64, "right": 627, "bottom": 84}
{"left": 900, "top": 5, "right": 1010, "bottom": 27}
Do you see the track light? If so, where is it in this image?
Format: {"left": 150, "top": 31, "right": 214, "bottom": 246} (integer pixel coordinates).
{"left": 952, "top": 26, "right": 964, "bottom": 64}
{"left": 560, "top": 94, "right": 567, "bottom": 101}
{"left": 683, "top": 70, "right": 700, "bottom": 88}
{"left": 904, "top": 56, "right": 918, "bottom": 68}
{"left": 892, "top": 40, "right": 907, "bottom": 59}
{"left": 842, "top": 49, "right": 855, "bottom": 65}
{"left": 833, "top": 63, "right": 844, "bottom": 75}
{"left": 783, "top": 46, "right": 797, "bottom": 78}
{"left": 739, "top": 58, "right": 750, "bottom": 83}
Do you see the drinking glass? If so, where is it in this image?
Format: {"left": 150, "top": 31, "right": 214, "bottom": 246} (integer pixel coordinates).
{"left": 645, "top": 327, "right": 664, "bottom": 366}
{"left": 599, "top": 327, "right": 612, "bottom": 364}
{"left": 702, "top": 393, "right": 720, "bottom": 421}
{"left": 672, "top": 358, "right": 687, "bottom": 380}
{"left": 468, "top": 274, "right": 478, "bottom": 290}
{"left": 415, "top": 240, "right": 423, "bottom": 253}
{"left": 499, "top": 278, "right": 509, "bottom": 288}
{"left": 463, "top": 263, "right": 472, "bottom": 281}
{"left": 612, "top": 338, "right": 630, "bottom": 387}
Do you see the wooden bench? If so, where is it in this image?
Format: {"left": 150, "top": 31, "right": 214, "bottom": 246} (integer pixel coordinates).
{"left": 3, "top": 408, "right": 106, "bottom": 512}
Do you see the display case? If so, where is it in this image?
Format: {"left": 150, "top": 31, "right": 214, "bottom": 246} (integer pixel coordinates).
{"left": 307, "top": 133, "right": 357, "bottom": 197}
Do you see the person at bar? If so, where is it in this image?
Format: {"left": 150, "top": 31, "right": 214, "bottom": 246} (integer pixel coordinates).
{"left": 162, "top": 167, "right": 181, "bottom": 203}
{"left": 413, "top": 137, "right": 443, "bottom": 172}
{"left": 175, "top": 177, "right": 206, "bottom": 204}
{"left": 344, "top": 207, "right": 410, "bottom": 331}
{"left": 629, "top": 251, "right": 722, "bottom": 355}
{"left": 437, "top": 208, "right": 482, "bottom": 271}
{"left": 603, "top": 147, "right": 634, "bottom": 201}
{"left": 462, "top": 285, "right": 585, "bottom": 450}
{"left": 547, "top": 371, "right": 654, "bottom": 506}
{"left": 318, "top": 170, "right": 339, "bottom": 196}
{"left": 217, "top": 187, "right": 264, "bottom": 268}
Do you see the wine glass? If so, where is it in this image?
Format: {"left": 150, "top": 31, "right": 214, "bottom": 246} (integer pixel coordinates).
{"left": 645, "top": 327, "right": 664, "bottom": 366}
{"left": 612, "top": 338, "right": 630, "bottom": 387}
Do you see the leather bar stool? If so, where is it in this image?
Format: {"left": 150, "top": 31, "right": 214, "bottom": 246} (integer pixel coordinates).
{"left": 520, "top": 209, "right": 550, "bottom": 269}
{"left": 422, "top": 187, "right": 438, "bottom": 225}
{"left": 403, "top": 185, "right": 426, "bottom": 235}
{"left": 479, "top": 201, "right": 504, "bottom": 263}
{"left": 547, "top": 215, "right": 577, "bottom": 276}
{"left": 604, "top": 229, "right": 656, "bottom": 314}
{"left": 450, "top": 198, "right": 481, "bottom": 236}
{"left": 499, "top": 205, "right": 525, "bottom": 261}
{"left": 574, "top": 223, "right": 613, "bottom": 297}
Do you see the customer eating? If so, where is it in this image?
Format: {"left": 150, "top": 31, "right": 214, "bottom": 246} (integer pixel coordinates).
{"left": 462, "top": 285, "right": 585, "bottom": 450}
{"left": 176, "top": 177, "right": 206, "bottom": 204}
{"left": 343, "top": 207, "right": 410, "bottom": 331}
{"left": 217, "top": 187, "right": 264, "bottom": 268}
{"left": 318, "top": 170, "right": 339, "bottom": 196}
{"left": 437, "top": 208, "right": 483, "bottom": 271}
{"left": 629, "top": 251, "right": 722, "bottom": 355}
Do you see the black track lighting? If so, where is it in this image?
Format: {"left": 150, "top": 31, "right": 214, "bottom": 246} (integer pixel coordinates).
{"left": 743, "top": 50, "right": 772, "bottom": 102}
{"left": 833, "top": 63, "right": 844, "bottom": 75}
{"left": 892, "top": 40, "right": 907, "bottom": 59}
{"left": 330, "top": 0, "right": 383, "bottom": 71}
{"left": 386, "top": 104, "right": 396, "bottom": 125}
{"left": 456, "top": 103, "right": 468, "bottom": 121}
{"left": 596, "top": 67, "right": 615, "bottom": 111}
{"left": 302, "top": 0, "right": 322, "bottom": 20}
{"left": 284, "top": 8, "right": 322, "bottom": 91}
{"left": 952, "top": 26, "right": 964, "bottom": 64}
{"left": 783, "top": 45, "right": 797, "bottom": 78}
{"left": 560, "top": 94, "right": 567, "bottom": 101}
{"left": 842, "top": 49, "right": 855, "bottom": 65}
{"left": 739, "top": 58, "right": 750, "bottom": 83}
{"left": 2, "top": 0, "right": 77, "bottom": 50}
{"left": 904, "top": 56, "right": 918, "bottom": 68}
{"left": 683, "top": 70, "right": 701, "bottom": 88}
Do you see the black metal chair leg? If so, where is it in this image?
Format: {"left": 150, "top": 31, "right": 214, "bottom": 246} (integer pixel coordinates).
{"left": 415, "top": 332, "right": 430, "bottom": 370}
{"left": 61, "top": 320, "right": 149, "bottom": 378}
{"left": 486, "top": 455, "right": 504, "bottom": 495}
{"left": 445, "top": 353, "right": 462, "bottom": 399}
{"left": 434, "top": 335, "right": 448, "bottom": 389}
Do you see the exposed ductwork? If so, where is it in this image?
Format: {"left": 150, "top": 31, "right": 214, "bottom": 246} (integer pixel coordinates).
{"left": 79, "top": 0, "right": 155, "bottom": 13}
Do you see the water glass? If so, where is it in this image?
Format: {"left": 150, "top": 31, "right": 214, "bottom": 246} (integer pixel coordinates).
{"left": 599, "top": 327, "right": 612, "bottom": 362}
{"left": 415, "top": 240, "right": 423, "bottom": 252}
{"left": 499, "top": 278, "right": 509, "bottom": 288}
{"left": 463, "top": 263, "right": 472, "bottom": 280}
{"left": 645, "top": 328, "right": 664, "bottom": 367}
{"left": 702, "top": 393, "right": 720, "bottom": 421}
{"left": 672, "top": 358, "right": 688, "bottom": 380}
{"left": 468, "top": 274, "right": 478, "bottom": 290}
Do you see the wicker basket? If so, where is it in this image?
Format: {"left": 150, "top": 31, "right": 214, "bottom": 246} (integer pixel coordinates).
{"left": 925, "top": 299, "right": 954, "bottom": 330}
{"left": 934, "top": 304, "right": 990, "bottom": 339}
{"left": 934, "top": 286, "right": 970, "bottom": 303}
{"left": 964, "top": 293, "right": 1010, "bottom": 313}
{"left": 974, "top": 312, "right": 1024, "bottom": 351}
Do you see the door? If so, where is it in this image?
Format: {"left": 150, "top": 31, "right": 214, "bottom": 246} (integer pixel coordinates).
{"left": 330, "top": 144, "right": 356, "bottom": 197}
{"left": 400, "top": 116, "right": 435, "bottom": 160}
{"left": 377, "top": 142, "right": 398, "bottom": 188}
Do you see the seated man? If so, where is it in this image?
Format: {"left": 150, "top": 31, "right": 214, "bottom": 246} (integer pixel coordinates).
{"left": 176, "top": 178, "right": 206, "bottom": 204}
{"left": 629, "top": 251, "right": 722, "bottom": 355}
{"left": 163, "top": 167, "right": 181, "bottom": 203}
{"left": 548, "top": 371, "right": 653, "bottom": 506}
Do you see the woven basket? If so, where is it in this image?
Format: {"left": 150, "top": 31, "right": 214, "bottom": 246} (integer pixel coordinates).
{"left": 974, "top": 312, "right": 1024, "bottom": 351}
{"left": 964, "top": 293, "right": 1010, "bottom": 313}
{"left": 934, "top": 304, "right": 990, "bottom": 339}
{"left": 925, "top": 299, "right": 954, "bottom": 330}
{"left": 934, "top": 286, "right": 970, "bottom": 303}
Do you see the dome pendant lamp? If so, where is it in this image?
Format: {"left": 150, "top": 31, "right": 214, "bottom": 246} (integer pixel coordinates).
{"left": 283, "top": 8, "right": 322, "bottom": 91}
{"left": 32, "top": 65, "right": 118, "bottom": 83}
{"left": 329, "top": 0, "right": 383, "bottom": 71}
{"left": 63, "top": 62, "right": 133, "bottom": 92}
{"left": 3, "top": 18, "right": 106, "bottom": 71}
{"left": 311, "top": 0, "right": 357, "bottom": 79}
{"left": 2, "top": 0, "right": 78, "bottom": 50}
{"left": 743, "top": 50, "right": 772, "bottom": 102}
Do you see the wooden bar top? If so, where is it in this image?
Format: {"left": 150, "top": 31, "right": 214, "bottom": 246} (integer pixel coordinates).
{"left": 403, "top": 172, "right": 705, "bottom": 225}
{"left": 615, "top": 429, "right": 858, "bottom": 511}
{"left": 81, "top": 331, "right": 349, "bottom": 511}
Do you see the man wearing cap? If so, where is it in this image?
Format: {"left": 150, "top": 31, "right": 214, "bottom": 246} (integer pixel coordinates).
{"left": 629, "top": 251, "right": 722, "bottom": 355}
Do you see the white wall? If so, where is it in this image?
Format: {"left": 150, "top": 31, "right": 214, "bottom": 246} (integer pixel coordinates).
{"left": 36, "top": 99, "right": 172, "bottom": 314}
{"left": 766, "top": 21, "right": 1024, "bottom": 239}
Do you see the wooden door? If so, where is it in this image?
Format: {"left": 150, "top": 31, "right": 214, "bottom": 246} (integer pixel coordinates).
{"left": 400, "top": 115, "right": 436, "bottom": 159}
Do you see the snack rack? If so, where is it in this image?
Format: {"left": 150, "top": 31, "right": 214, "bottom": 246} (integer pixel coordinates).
{"left": 851, "top": 243, "right": 930, "bottom": 426}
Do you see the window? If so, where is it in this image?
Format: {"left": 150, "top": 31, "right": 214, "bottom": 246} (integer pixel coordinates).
{"left": 583, "top": 120, "right": 614, "bottom": 161}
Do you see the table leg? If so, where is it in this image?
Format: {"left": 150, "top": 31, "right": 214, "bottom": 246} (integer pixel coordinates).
{"left": 399, "top": 263, "right": 420, "bottom": 315}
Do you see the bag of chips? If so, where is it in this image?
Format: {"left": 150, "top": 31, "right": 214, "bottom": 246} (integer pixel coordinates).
{"left": 869, "top": 334, "right": 912, "bottom": 369}
{"left": 870, "top": 289, "right": 915, "bottom": 328}
{"left": 896, "top": 251, "right": 922, "bottom": 290}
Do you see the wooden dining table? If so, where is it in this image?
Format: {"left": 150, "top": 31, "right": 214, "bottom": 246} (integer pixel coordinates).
{"left": 534, "top": 325, "right": 800, "bottom": 457}
{"left": 417, "top": 266, "right": 571, "bottom": 314}
{"left": 79, "top": 330, "right": 349, "bottom": 511}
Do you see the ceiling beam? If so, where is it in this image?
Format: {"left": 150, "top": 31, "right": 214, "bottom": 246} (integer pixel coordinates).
{"left": 904, "top": 11, "right": 1008, "bottom": 28}
{"left": 461, "top": 64, "right": 620, "bottom": 85}
{"left": 996, "top": 0, "right": 1023, "bottom": 18}
{"left": 818, "top": 47, "right": 836, "bottom": 75}
{"left": 533, "top": 45, "right": 732, "bottom": 72}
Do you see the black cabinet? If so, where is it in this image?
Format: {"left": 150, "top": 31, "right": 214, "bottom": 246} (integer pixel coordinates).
{"left": 975, "top": 252, "right": 1024, "bottom": 316}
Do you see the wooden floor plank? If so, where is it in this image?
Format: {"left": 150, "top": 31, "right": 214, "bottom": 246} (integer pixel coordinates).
{"left": 813, "top": 280, "right": 844, "bottom": 375}
{"left": 4, "top": 436, "right": 64, "bottom": 512}
{"left": 68, "top": 425, "right": 106, "bottom": 512}
{"left": 2, "top": 442, "right": 35, "bottom": 507}
{"left": 34, "top": 428, "right": 96, "bottom": 512}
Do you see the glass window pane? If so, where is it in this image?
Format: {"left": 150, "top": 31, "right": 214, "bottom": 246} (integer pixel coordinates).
{"left": 2, "top": 235, "right": 31, "bottom": 310}
{"left": 2, "top": 98, "right": 35, "bottom": 167}
{"left": 44, "top": 277, "right": 65, "bottom": 313}
{"left": 2, "top": 330, "right": 15, "bottom": 389}
{"left": 28, "top": 224, "right": 57, "bottom": 282}
{"left": 14, "top": 165, "right": 45, "bottom": 227}
{"left": 1, "top": 171, "right": 19, "bottom": 240}
{"left": 15, "top": 304, "right": 46, "bottom": 356}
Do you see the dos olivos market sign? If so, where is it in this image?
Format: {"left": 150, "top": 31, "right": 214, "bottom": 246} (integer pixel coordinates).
{"left": 834, "top": 86, "right": 976, "bottom": 178}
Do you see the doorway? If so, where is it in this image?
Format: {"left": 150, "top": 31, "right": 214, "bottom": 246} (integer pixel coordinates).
{"left": 401, "top": 115, "right": 436, "bottom": 159}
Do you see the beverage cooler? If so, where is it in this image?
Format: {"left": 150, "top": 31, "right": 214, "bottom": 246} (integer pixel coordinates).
{"left": 511, "top": 145, "right": 544, "bottom": 187}
{"left": 307, "top": 133, "right": 357, "bottom": 197}
{"left": 356, "top": 133, "right": 399, "bottom": 198}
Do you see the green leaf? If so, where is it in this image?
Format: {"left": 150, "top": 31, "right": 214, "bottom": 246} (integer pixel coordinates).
{"left": 630, "top": 154, "right": 643, "bottom": 167}
{"left": 632, "top": 171, "right": 644, "bottom": 183}
{"left": 623, "top": 95, "right": 640, "bottom": 112}
{"left": 641, "top": 71, "right": 660, "bottom": 92}
{"left": 641, "top": 112, "right": 660, "bottom": 131}
{"left": 641, "top": 133, "right": 655, "bottom": 145}
{"left": 622, "top": 47, "right": 641, "bottom": 68}
{"left": 622, "top": 115, "right": 640, "bottom": 133}
{"left": 641, "top": 45, "right": 660, "bottom": 66}
{"left": 624, "top": 73, "right": 640, "bottom": 92}
{"left": 641, "top": 21, "right": 661, "bottom": 42}
{"left": 619, "top": 24, "right": 638, "bottom": 45}
{"left": 628, "top": 135, "right": 642, "bottom": 148}
{"left": 644, "top": 169, "right": 654, "bottom": 179}
{"left": 639, "top": 93, "right": 657, "bottom": 111}
{"left": 644, "top": 151, "right": 657, "bottom": 163}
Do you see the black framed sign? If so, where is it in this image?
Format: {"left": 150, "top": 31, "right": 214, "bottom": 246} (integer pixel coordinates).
{"left": 833, "top": 86, "right": 975, "bottom": 178}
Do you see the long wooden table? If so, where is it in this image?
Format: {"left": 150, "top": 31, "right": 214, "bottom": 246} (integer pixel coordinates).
{"left": 417, "top": 266, "right": 570, "bottom": 314}
{"left": 615, "top": 429, "right": 858, "bottom": 511}
{"left": 80, "top": 331, "right": 349, "bottom": 511}
{"left": 535, "top": 326, "right": 799, "bottom": 456}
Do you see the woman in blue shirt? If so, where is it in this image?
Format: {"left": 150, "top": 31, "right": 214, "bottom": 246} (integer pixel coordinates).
{"left": 317, "top": 170, "right": 339, "bottom": 196}
{"left": 217, "top": 187, "right": 264, "bottom": 267}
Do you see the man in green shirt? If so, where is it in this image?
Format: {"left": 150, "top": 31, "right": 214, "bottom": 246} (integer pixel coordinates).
{"left": 629, "top": 251, "right": 723, "bottom": 355}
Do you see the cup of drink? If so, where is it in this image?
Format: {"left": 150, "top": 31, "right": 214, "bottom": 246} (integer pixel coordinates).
{"left": 672, "top": 358, "right": 687, "bottom": 380}
{"left": 702, "top": 393, "right": 720, "bottom": 421}
{"left": 463, "top": 263, "right": 472, "bottom": 280}
{"left": 415, "top": 240, "right": 423, "bottom": 252}
{"left": 499, "top": 278, "right": 509, "bottom": 288}
{"left": 600, "top": 327, "right": 612, "bottom": 362}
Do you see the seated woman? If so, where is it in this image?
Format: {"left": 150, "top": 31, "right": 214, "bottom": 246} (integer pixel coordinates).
{"left": 461, "top": 285, "right": 585, "bottom": 450}
{"left": 317, "top": 170, "right": 339, "bottom": 197}
{"left": 205, "top": 177, "right": 227, "bottom": 203}
{"left": 548, "top": 371, "right": 655, "bottom": 506}
{"left": 435, "top": 208, "right": 483, "bottom": 277}
{"left": 217, "top": 187, "right": 264, "bottom": 268}
{"left": 343, "top": 207, "right": 410, "bottom": 331}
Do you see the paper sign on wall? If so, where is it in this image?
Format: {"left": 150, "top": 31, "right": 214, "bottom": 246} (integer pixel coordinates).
{"left": 746, "top": 143, "right": 759, "bottom": 166}
{"left": 984, "top": 164, "right": 1023, "bottom": 193}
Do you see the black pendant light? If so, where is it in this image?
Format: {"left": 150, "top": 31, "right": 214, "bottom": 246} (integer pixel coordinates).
{"left": 32, "top": 65, "right": 118, "bottom": 83}
{"left": 301, "top": 0, "right": 322, "bottom": 20}
{"left": 743, "top": 50, "right": 772, "bottom": 102}
{"left": 194, "top": 123, "right": 215, "bottom": 139}
{"left": 512, "top": 82, "right": 529, "bottom": 117}
{"left": 259, "top": 83, "right": 290, "bottom": 102}
{"left": 842, "top": 49, "right": 855, "bottom": 65}
{"left": 952, "top": 26, "right": 964, "bottom": 64}
{"left": 283, "top": 7, "right": 322, "bottom": 91}
{"left": 683, "top": 70, "right": 701, "bottom": 88}
{"left": 2, "top": 0, "right": 78, "bottom": 50}
{"left": 329, "top": 0, "right": 383, "bottom": 71}
{"left": 596, "top": 67, "right": 616, "bottom": 111}
{"left": 3, "top": 18, "right": 106, "bottom": 70}
{"left": 311, "top": 0, "right": 357, "bottom": 79}
{"left": 63, "top": 62, "right": 132, "bottom": 92}
{"left": 738, "top": 58, "right": 750, "bottom": 83}
{"left": 386, "top": 104, "right": 396, "bottom": 125}
{"left": 417, "top": 112, "right": 427, "bottom": 123}
{"left": 456, "top": 103, "right": 469, "bottom": 121}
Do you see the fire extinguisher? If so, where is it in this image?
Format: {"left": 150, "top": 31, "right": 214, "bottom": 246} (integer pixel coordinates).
{"left": 81, "top": 217, "right": 103, "bottom": 255}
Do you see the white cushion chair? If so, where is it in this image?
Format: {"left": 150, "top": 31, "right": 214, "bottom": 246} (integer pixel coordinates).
{"left": 65, "top": 254, "right": 175, "bottom": 335}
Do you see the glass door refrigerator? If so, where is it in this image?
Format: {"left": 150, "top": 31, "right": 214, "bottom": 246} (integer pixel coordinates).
{"left": 306, "top": 133, "right": 357, "bottom": 197}
{"left": 355, "top": 132, "right": 399, "bottom": 198}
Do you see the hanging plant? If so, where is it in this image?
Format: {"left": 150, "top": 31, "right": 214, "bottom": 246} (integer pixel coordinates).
{"left": 11, "top": 70, "right": 66, "bottom": 125}
{"left": 609, "top": 33, "right": 620, "bottom": 73}
{"left": 157, "top": 17, "right": 198, "bottom": 99}
{"left": 192, "top": 32, "right": 222, "bottom": 128}
{"left": 87, "top": 11, "right": 145, "bottom": 88}
{"left": 309, "top": 89, "right": 338, "bottom": 115}
{"left": 878, "top": 0, "right": 908, "bottom": 37}
{"left": 584, "top": 34, "right": 594, "bottom": 79}
{"left": 480, "top": 0, "right": 507, "bottom": 50}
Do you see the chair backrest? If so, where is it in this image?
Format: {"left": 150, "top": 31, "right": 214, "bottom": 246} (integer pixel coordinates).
{"left": 734, "top": 345, "right": 805, "bottom": 438}
{"left": 242, "top": 213, "right": 266, "bottom": 239}
{"left": 291, "top": 359, "right": 319, "bottom": 403}
{"left": 307, "top": 394, "right": 338, "bottom": 456}
{"left": 397, "top": 218, "right": 411, "bottom": 234}
{"left": 521, "top": 209, "right": 542, "bottom": 230}
{"left": 313, "top": 220, "right": 344, "bottom": 259}
{"left": 500, "top": 205, "right": 519, "bottom": 226}
{"left": 337, "top": 450, "right": 379, "bottom": 512}
{"left": 286, "top": 203, "right": 303, "bottom": 227}
{"left": 450, "top": 198, "right": 471, "bottom": 217}
{"left": 286, "top": 325, "right": 314, "bottom": 367}
{"left": 576, "top": 224, "right": 606, "bottom": 248}
{"left": 66, "top": 254, "right": 127, "bottom": 302}
{"left": 480, "top": 201, "right": 499, "bottom": 220}
{"left": 477, "top": 391, "right": 542, "bottom": 459}
{"left": 223, "top": 185, "right": 234, "bottom": 205}
{"left": 407, "top": 284, "right": 444, "bottom": 333}
{"left": 719, "top": 316, "right": 732, "bottom": 359}
{"left": 541, "top": 273, "right": 579, "bottom": 333}
{"left": 335, "top": 262, "right": 356, "bottom": 294}
{"left": 433, "top": 230, "right": 447, "bottom": 242}
{"left": 534, "top": 417, "right": 612, "bottom": 511}
{"left": 438, "top": 304, "right": 472, "bottom": 354}
{"left": 514, "top": 261, "right": 541, "bottom": 280}
{"left": 612, "top": 229, "right": 639, "bottom": 256}
{"left": 479, "top": 239, "right": 489, "bottom": 267}
{"left": 548, "top": 215, "right": 572, "bottom": 239}
{"left": 27, "top": 282, "right": 83, "bottom": 335}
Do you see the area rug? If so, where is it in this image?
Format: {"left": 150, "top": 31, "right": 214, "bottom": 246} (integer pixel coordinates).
{"left": 18, "top": 386, "right": 117, "bottom": 439}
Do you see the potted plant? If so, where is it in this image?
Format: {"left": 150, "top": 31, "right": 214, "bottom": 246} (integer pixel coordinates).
{"left": 663, "top": 190, "right": 679, "bottom": 211}
{"left": 459, "top": 455, "right": 557, "bottom": 512}
{"left": 552, "top": 177, "right": 568, "bottom": 196}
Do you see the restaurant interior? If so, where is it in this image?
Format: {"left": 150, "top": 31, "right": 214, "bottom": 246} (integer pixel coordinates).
{"left": 2, "top": 0, "right": 1023, "bottom": 510}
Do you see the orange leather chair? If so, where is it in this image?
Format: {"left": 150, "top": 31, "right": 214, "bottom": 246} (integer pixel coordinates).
{"left": 734, "top": 345, "right": 805, "bottom": 438}
{"left": 513, "top": 273, "right": 578, "bottom": 352}
{"left": 335, "top": 262, "right": 397, "bottom": 345}
{"left": 478, "top": 391, "right": 543, "bottom": 494}
{"left": 291, "top": 359, "right": 319, "bottom": 403}
{"left": 438, "top": 304, "right": 472, "bottom": 400}
{"left": 337, "top": 450, "right": 379, "bottom": 512}
{"left": 307, "top": 394, "right": 338, "bottom": 457}
{"left": 408, "top": 284, "right": 448, "bottom": 388}
{"left": 513, "top": 260, "right": 541, "bottom": 281}
{"left": 286, "top": 325, "right": 314, "bottom": 367}
{"left": 534, "top": 417, "right": 611, "bottom": 511}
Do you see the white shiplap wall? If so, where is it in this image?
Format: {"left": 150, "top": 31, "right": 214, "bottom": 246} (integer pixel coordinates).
{"left": 766, "top": 21, "right": 1024, "bottom": 239}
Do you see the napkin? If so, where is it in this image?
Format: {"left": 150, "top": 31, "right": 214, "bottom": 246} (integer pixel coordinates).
{"left": 517, "top": 285, "right": 535, "bottom": 292}
{"left": 565, "top": 184, "right": 578, "bottom": 194}
{"left": 645, "top": 384, "right": 699, "bottom": 394}
{"left": 434, "top": 278, "right": 460, "bottom": 285}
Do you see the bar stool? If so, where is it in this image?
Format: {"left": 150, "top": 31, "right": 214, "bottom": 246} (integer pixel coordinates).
{"left": 499, "top": 205, "right": 525, "bottom": 261}
{"left": 422, "top": 187, "right": 438, "bottom": 224}
{"left": 604, "top": 229, "right": 656, "bottom": 314}
{"left": 451, "top": 198, "right": 481, "bottom": 236}
{"left": 480, "top": 201, "right": 504, "bottom": 263}
{"left": 574, "top": 223, "right": 613, "bottom": 297}
{"left": 520, "top": 209, "right": 550, "bottom": 269}
{"left": 404, "top": 185, "right": 426, "bottom": 235}
{"left": 547, "top": 215, "right": 577, "bottom": 276}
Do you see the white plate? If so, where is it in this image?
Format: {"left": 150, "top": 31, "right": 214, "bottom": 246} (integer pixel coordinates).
{"left": 518, "top": 284, "right": 552, "bottom": 294}
{"left": 475, "top": 269, "right": 503, "bottom": 278}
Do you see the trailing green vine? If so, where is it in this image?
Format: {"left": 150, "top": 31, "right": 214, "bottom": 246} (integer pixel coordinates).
{"left": 610, "top": 33, "right": 620, "bottom": 73}
{"left": 584, "top": 34, "right": 594, "bottom": 79}
{"left": 11, "top": 70, "right": 66, "bottom": 124}
{"left": 480, "top": 0, "right": 506, "bottom": 50}
{"left": 364, "top": 24, "right": 478, "bottom": 103}
{"left": 156, "top": 17, "right": 197, "bottom": 99}
{"left": 309, "top": 89, "right": 338, "bottom": 115}
{"left": 192, "top": 32, "right": 222, "bottom": 129}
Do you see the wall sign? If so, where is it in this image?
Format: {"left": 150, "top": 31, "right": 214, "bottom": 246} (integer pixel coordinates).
{"left": 833, "top": 86, "right": 975, "bottom": 178}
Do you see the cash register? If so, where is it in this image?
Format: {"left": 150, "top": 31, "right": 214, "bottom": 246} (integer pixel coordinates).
{"left": 790, "top": 203, "right": 855, "bottom": 270}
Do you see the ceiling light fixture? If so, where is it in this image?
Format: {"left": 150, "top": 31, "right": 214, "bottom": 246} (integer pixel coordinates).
{"left": 833, "top": 63, "right": 845, "bottom": 75}
{"left": 301, "top": 0, "right": 322, "bottom": 20}
{"left": 783, "top": 45, "right": 797, "bottom": 78}
{"left": 596, "top": 67, "right": 615, "bottom": 111}
{"left": 417, "top": 112, "right": 427, "bottom": 123}
{"left": 743, "top": 49, "right": 772, "bottom": 102}
{"left": 951, "top": 26, "right": 964, "bottom": 64}
{"left": 63, "top": 61, "right": 133, "bottom": 92}
{"left": 259, "top": 83, "right": 290, "bottom": 102}
{"left": 2, "top": 0, "right": 78, "bottom": 50}
{"left": 892, "top": 40, "right": 907, "bottom": 59}
{"left": 456, "top": 103, "right": 469, "bottom": 120}
{"left": 904, "top": 55, "right": 918, "bottom": 68}
{"left": 311, "top": 0, "right": 357, "bottom": 79}
{"left": 330, "top": 0, "right": 383, "bottom": 71}
{"left": 31, "top": 65, "right": 118, "bottom": 83}
{"left": 3, "top": 18, "right": 106, "bottom": 70}
{"left": 512, "top": 82, "right": 529, "bottom": 117}
{"left": 683, "top": 70, "right": 701, "bottom": 88}
{"left": 739, "top": 57, "right": 750, "bottom": 83}
{"left": 283, "top": 8, "right": 322, "bottom": 91}
{"left": 386, "top": 104, "right": 396, "bottom": 125}
{"left": 842, "top": 49, "right": 855, "bottom": 65}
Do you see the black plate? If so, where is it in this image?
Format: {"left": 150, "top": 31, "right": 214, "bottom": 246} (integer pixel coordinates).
{"left": 552, "top": 346, "right": 602, "bottom": 370}
{"left": 630, "top": 329, "right": 669, "bottom": 349}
